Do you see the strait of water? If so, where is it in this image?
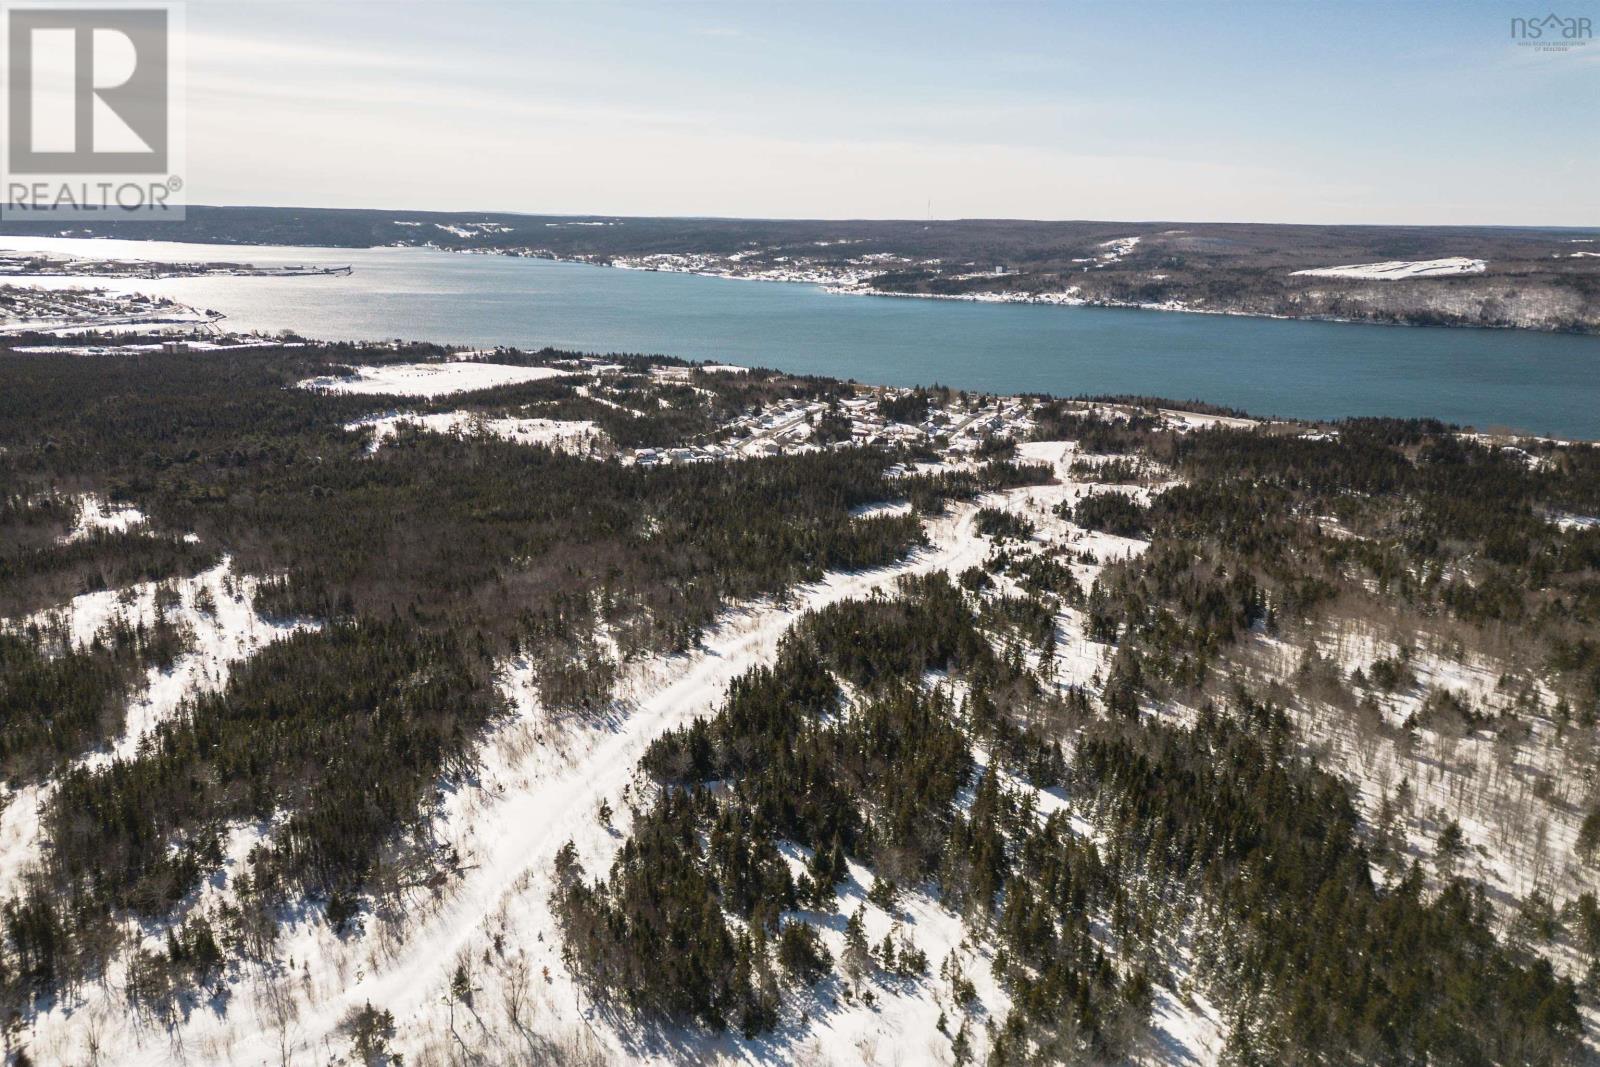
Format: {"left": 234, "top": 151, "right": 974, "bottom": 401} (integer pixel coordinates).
{"left": 6, "top": 235, "right": 1600, "bottom": 439}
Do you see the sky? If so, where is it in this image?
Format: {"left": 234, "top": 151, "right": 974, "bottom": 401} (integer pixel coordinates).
{"left": 170, "top": 0, "right": 1598, "bottom": 225}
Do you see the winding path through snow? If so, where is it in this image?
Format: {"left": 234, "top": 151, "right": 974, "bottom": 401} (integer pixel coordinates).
{"left": 115, "top": 498, "right": 994, "bottom": 1066}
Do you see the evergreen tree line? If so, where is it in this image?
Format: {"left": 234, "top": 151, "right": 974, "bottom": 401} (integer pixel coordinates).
{"left": 0, "top": 607, "right": 189, "bottom": 782}
{"left": 556, "top": 578, "right": 1140, "bottom": 1060}
{"left": 1051, "top": 415, "right": 1600, "bottom": 710}
{"left": 1075, "top": 697, "right": 1580, "bottom": 1065}
{"left": 3, "top": 619, "right": 496, "bottom": 1009}
{"left": 555, "top": 578, "right": 1581, "bottom": 1065}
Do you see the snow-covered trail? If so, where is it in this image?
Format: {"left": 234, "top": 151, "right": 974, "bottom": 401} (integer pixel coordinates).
{"left": 144, "top": 499, "right": 994, "bottom": 1067}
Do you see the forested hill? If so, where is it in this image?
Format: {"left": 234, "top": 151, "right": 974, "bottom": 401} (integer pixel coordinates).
{"left": 3, "top": 205, "right": 1593, "bottom": 259}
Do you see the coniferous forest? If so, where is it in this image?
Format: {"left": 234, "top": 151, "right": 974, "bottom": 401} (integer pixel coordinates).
{"left": 2, "top": 340, "right": 1600, "bottom": 1064}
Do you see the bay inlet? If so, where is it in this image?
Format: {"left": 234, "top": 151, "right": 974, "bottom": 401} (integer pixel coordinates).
{"left": 5, "top": 235, "right": 1600, "bottom": 439}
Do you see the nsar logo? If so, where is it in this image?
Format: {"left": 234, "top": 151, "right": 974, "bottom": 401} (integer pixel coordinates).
{"left": 1510, "top": 12, "right": 1594, "bottom": 51}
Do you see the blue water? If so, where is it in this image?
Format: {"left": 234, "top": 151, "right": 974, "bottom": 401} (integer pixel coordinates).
{"left": 7, "top": 236, "right": 1600, "bottom": 438}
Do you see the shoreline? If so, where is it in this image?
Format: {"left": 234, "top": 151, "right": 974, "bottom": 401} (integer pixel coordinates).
{"left": 496, "top": 250, "right": 1600, "bottom": 337}
{"left": 6, "top": 235, "right": 1596, "bottom": 336}
{"left": 0, "top": 309, "right": 225, "bottom": 335}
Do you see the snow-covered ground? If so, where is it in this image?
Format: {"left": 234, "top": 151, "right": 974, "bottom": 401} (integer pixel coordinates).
{"left": 648, "top": 363, "right": 748, "bottom": 382}
{"left": 1096, "top": 236, "right": 1142, "bottom": 266}
{"left": 11, "top": 337, "right": 301, "bottom": 357}
{"left": 850, "top": 500, "right": 912, "bottom": 520}
{"left": 59, "top": 493, "right": 145, "bottom": 542}
{"left": 298, "top": 362, "right": 571, "bottom": 398}
{"left": 1234, "top": 609, "right": 1600, "bottom": 1055}
{"left": 10, "top": 411, "right": 1584, "bottom": 1065}
{"left": 40, "top": 493, "right": 990, "bottom": 1067}
{"left": 0, "top": 560, "right": 310, "bottom": 905}
{"left": 432, "top": 222, "right": 513, "bottom": 238}
{"left": 1552, "top": 512, "right": 1600, "bottom": 531}
{"left": 1155, "top": 408, "right": 1258, "bottom": 432}
{"left": 345, "top": 410, "right": 608, "bottom": 456}
{"left": 16, "top": 440, "right": 1231, "bottom": 1067}
{"left": 1290, "top": 257, "right": 1487, "bottom": 280}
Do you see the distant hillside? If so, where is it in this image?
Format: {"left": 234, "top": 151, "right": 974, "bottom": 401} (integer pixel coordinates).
{"left": 5, "top": 207, "right": 1600, "bottom": 332}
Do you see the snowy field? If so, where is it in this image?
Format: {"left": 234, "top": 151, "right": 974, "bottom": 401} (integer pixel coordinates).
{"left": 345, "top": 410, "right": 607, "bottom": 456}
{"left": 298, "top": 361, "right": 571, "bottom": 398}
{"left": 1290, "top": 257, "right": 1487, "bottom": 280}
{"left": 60, "top": 494, "right": 145, "bottom": 542}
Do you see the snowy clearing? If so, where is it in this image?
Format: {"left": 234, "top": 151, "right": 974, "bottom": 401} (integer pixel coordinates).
{"left": 1552, "top": 512, "right": 1600, "bottom": 531}
{"left": 297, "top": 362, "right": 571, "bottom": 398}
{"left": 650, "top": 363, "right": 749, "bottom": 382}
{"left": 1156, "top": 408, "right": 1259, "bottom": 431}
{"left": 850, "top": 500, "right": 913, "bottom": 520}
{"left": 59, "top": 493, "right": 145, "bottom": 542}
{"left": 345, "top": 411, "right": 608, "bottom": 456}
{"left": 1096, "top": 236, "right": 1141, "bottom": 266}
{"left": 1290, "top": 257, "right": 1486, "bottom": 280}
